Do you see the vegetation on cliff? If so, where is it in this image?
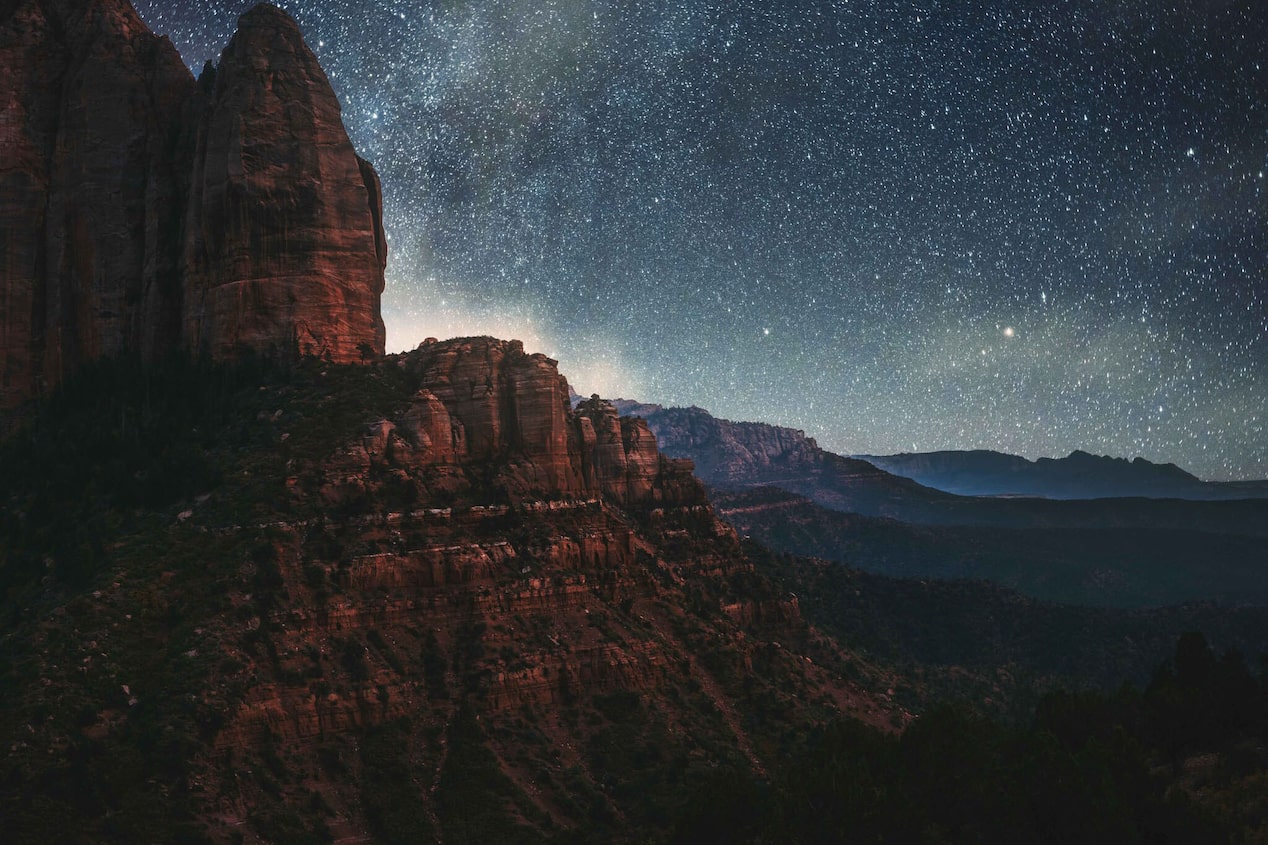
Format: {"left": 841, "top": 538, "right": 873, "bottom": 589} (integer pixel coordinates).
{"left": 0, "top": 349, "right": 887, "bottom": 843}
{"left": 2, "top": 353, "right": 1265, "bottom": 844}
{"left": 673, "top": 633, "right": 1268, "bottom": 844}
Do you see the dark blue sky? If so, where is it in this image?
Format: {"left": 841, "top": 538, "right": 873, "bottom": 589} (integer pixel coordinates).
{"left": 136, "top": 0, "right": 1266, "bottom": 479}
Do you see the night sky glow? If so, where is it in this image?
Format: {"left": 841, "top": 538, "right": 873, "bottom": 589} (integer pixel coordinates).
{"left": 135, "top": 0, "right": 1266, "bottom": 480}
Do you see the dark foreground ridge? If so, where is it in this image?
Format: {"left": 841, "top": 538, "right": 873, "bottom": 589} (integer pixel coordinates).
{"left": 3, "top": 349, "right": 1267, "bottom": 842}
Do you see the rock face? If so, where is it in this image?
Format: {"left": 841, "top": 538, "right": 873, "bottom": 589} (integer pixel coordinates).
{"left": 182, "top": 4, "right": 385, "bottom": 361}
{"left": 404, "top": 338, "right": 581, "bottom": 492}
{"left": 577, "top": 395, "right": 665, "bottom": 502}
{"left": 0, "top": 0, "right": 385, "bottom": 410}
{"left": 613, "top": 402, "right": 826, "bottom": 484}
{"left": 0, "top": 0, "right": 196, "bottom": 406}
{"left": 334, "top": 338, "right": 705, "bottom": 509}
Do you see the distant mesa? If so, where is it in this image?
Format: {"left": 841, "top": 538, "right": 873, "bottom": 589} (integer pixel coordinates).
{"left": 612, "top": 400, "right": 828, "bottom": 485}
{"left": 854, "top": 448, "right": 1264, "bottom": 500}
{"left": 0, "top": 0, "right": 386, "bottom": 411}
{"left": 612, "top": 401, "right": 1268, "bottom": 534}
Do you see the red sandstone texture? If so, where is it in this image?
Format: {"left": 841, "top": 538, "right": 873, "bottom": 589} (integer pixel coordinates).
{"left": 0, "top": 0, "right": 385, "bottom": 409}
{"left": 206, "top": 338, "right": 898, "bottom": 762}
{"left": 353, "top": 337, "right": 705, "bottom": 508}
{"left": 182, "top": 3, "right": 385, "bottom": 361}
{"left": 5, "top": 335, "right": 907, "bottom": 841}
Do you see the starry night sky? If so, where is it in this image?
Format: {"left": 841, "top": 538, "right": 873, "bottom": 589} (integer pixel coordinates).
{"left": 134, "top": 0, "right": 1266, "bottom": 480}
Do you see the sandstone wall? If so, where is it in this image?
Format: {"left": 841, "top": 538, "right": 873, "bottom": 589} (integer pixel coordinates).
{"left": 0, "top": 0, "right": 386, "bottom": 409}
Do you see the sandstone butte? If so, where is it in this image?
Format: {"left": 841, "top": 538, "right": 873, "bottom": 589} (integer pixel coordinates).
{"left": 0, "top": 3, "right": 912, "bottom": 836}
{"left": 0, "top": 0, "right": 386, "bottom": 411}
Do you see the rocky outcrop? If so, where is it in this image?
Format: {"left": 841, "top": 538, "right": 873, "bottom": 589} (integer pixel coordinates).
{"left": 616, "top": 403, "right": 826, "bottom": 483}
{"left": 395, "top": 388, "right": 459, "bottom": 464}
{"left": 364, "top": 338, "right": 706, "bottom": 508}
{"left": 182, "top": 4, "right": 385, "bottom": 361}
{"left": 576, "top": 395, "right": 664, "bottom": 503}
{"left": 0, "top": 0, "right": 385, "bottom": 410}
{"left": 403, "top": 338, "right": 581, "bottom": 493}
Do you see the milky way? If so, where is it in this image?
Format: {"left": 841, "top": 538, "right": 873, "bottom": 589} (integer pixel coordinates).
{"left": 134, "top": 0, "right": 1266, "bottom": 480}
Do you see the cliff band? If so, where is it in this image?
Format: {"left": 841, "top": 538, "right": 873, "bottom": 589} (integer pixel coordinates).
{"left": 0, "top": 0, "right": 386, "bottom": 410}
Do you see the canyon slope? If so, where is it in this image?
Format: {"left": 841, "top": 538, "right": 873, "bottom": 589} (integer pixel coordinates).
{"left": 0, "top": 341, "right": 903, "bottom": 842}
{"left": 0, "top": 0, "right": 385, "bottom": 412}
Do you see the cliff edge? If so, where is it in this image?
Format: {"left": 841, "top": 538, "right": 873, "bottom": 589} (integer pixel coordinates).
{"left": 0, "top": 0, "right": 386, "bottom": 410}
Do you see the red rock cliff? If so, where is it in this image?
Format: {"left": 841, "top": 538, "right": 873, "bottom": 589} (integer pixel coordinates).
{"left": 0, "top": 0, "right": 386, "bottom": 410}
{"left": 313, "top": 337, "right": 703, "bottom": 513}
{"left": 182, "top": 3, "right": 386, "bottom": 361}
{"left": 0, "top": 0, "right": 195, "bottom": 406}
{"left": 373, "top": 337, "right": 703, "bottom": 507}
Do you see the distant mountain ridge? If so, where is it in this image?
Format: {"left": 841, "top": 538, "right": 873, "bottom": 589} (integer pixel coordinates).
{"left": 611, "top": 402, "right": 1267, "bottom": 503}
{"left": 609, "top": 400, "right": 1268, "bottom": 608}
{"left": 611, "top": 400, "right": 1268, "bottom": 535}
{"left": 856, "top": 448, "right": 1266, "bottom": 500}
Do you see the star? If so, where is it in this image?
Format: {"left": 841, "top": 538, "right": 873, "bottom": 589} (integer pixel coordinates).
{"left": 130, "top": 0, "right": 1268, "bottom": 481}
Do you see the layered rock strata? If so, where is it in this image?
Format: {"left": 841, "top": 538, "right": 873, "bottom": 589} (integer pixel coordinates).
{"left": 2, "top": 335, "right": 903, "bottom": 842}
{"left": 321, "top": 337, "right": 705, "bottom": 508}
{"left": 210, "top": 337, "right": 869, "bottom": 753}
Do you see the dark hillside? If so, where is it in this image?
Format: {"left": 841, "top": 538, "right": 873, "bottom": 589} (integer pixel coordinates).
{"left": 0, "top": 347, "right": 898, "bottom": 843}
